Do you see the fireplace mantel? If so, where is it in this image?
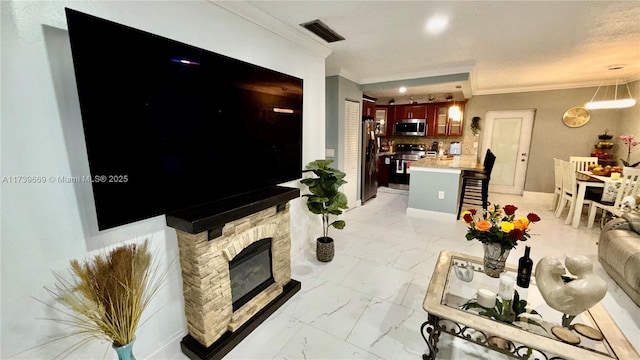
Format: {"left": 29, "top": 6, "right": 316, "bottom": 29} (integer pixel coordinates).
{"left": 167, "top": 186, "right": 300, "bottom": 239}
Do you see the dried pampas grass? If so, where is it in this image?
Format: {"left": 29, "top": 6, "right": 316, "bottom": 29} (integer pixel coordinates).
{"left": 43, "top": 239, "right": 166, "bottom": 356}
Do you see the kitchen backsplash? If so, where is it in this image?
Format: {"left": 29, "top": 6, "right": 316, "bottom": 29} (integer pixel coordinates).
{"left": 380, "top": 134, "right": 480, "bottom": 156}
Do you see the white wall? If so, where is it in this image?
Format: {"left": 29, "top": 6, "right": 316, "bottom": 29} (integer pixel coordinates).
{"left": 0, "top": 1, "right": 326, "bottom": 358}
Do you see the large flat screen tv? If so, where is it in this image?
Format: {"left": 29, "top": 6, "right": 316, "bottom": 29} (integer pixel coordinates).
{"left": 65, "top": 8, "right": 303, "bottom": 230}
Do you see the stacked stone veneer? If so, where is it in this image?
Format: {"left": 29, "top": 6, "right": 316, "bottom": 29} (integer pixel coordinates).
{"left": 176, "top": 203, "right": 292, "bottom": 347}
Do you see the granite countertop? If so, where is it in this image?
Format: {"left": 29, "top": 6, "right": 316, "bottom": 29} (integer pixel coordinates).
{"left": 411, "top": 155, "right": 482, "bottom": 171}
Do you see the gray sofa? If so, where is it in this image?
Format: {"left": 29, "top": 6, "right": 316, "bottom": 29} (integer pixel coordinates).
{"left": 599, "top": 214, "right": 640, "bottom": 307}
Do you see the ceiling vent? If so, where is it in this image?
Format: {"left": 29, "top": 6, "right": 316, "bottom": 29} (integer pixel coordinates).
{"left": 300, "top": 19, "right": 345, "bottom": 43}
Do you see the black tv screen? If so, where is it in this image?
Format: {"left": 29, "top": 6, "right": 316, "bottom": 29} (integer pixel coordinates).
{"left": 65, "top": 8, "right": 303, "bottom": 230}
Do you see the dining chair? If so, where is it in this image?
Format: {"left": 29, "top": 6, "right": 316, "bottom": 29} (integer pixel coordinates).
{"left": 570, "top": 156, "right": 603, "bottom": 200}
{"left": 456, "top": 149, "right": 497, "bottom": 219}
{"left": 587, "top": 167, "right": 640, "bottom": 228}
{"left": 570, "top": 156, "right": 599, "bottom": 172}
{"left": 551, "top": 158, "right": 563, "bottom": 211}
{"left": 555, "top": 159, "right": 594, "bottom": 224}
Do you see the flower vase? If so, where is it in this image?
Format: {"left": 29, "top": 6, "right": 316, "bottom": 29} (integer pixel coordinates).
{"left": 483, "top": 243, "right": 510, "bottom": 278}
{"left": 112, "top": 339, "right": 136, "bottom": 360}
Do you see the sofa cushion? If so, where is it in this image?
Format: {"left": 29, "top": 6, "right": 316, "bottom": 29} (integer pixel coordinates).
{"left": 600, "top": 230, "right": 640, "bottom": 278}
{"left": 622, "top": 213, "right": 640, "bottom": 234}
{"left": 625, "top": 253, "right": 640, "bottom": 291}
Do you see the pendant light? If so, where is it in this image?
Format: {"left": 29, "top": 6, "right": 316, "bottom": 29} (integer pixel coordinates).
{"left": 448, "top": 104, "right": 462, "bottom": 121}
{"left": 448, "top": 95, "right": 462, "bottom": 121}
{"left": 585, "top": 66, "right": 636, "bottom": 110}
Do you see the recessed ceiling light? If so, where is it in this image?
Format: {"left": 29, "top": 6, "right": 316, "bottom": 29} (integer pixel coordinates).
{"left": 426, "top": 15, "right": 448, "bottom": 35}
{"left": 399, "top": 87, "right": 407, "bottom": 93}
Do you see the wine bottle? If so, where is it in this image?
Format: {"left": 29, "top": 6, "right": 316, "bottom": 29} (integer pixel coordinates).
{"left": 517, "top": 246, "right": 533, "bottom": 288}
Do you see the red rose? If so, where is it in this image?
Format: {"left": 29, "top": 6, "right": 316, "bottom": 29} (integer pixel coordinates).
{"left": 508, "top": 228, "right": 524, "bottom": 240}
{"left": 527, "top": 213, "right": 541, "bottom": 222}
{"left": 469, "top": 208, "right": 477, "bottom": 215}
{"left": 463, "top": 213, "right": 474, "bottom": 223}
{"left": 504, "top": 205, "right": 518, "bottom": 216}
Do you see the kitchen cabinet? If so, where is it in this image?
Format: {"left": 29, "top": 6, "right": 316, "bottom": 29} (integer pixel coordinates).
{"left": 396, "top": 104, "right": 427, "bottom": 120}
{"left": 362, "top": 97, "right": 376, "bottom": 118}
{"left": 375, "top": 107, "right": 388, "bottom": 135}
{"left": 385, "top": 106, "right": 397, "bottom": 135}
{"left": 434, "top": 103, "right": 465, "bottom": 136}
{"left": 377, "top": 155, "right": 390, "bottom": 186}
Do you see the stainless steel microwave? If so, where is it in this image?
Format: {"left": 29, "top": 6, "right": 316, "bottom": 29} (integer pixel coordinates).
{"left": 393, "top": 119, "right": 426, "bottom": 136}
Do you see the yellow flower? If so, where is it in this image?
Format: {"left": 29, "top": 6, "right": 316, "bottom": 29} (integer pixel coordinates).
{"left": 475, "top": 220, "right": 492, "bottom": 231}
{"left": 501, "top": 221, "right": 514, "bottom": 233}
{"left": 513, "top": 217, "right": 529, "bottom": 231}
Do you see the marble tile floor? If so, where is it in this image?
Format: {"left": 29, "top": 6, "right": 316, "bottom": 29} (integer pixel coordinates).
{"left": 155, "top": 191, "right": 639, "bottom": 360}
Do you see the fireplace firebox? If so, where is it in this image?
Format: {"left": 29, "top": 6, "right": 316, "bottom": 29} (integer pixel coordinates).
{"left": 229, "top": 237, "right": 274, "bottom": 311}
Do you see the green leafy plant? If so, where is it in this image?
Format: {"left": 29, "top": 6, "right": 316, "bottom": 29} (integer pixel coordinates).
{"left": 300, "top": 159, "right": 348, "bottom": 239}
{"left": 462, "top": 290, "right": 546, "bottom": 332}
{"left": 471, "top": 116, "right": 481, "bottom": 136}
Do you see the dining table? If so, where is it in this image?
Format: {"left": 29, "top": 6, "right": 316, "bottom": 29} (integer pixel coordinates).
{"left": 572, "top": 170, "right": 617, "bottom": 228}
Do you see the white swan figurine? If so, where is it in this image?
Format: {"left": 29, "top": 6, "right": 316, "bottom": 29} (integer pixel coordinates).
{"left": 535, "top": 255, "right": 607, "bottom": 317}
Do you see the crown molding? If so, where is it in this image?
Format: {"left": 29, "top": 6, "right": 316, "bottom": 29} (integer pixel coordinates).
{"left": 473, "top": 78, "right": 640, "bottom": 96}
{"left": 327, "top": 68, "right": 361, "bottom": 84}
{"left": 210, "top": 1, "right": 332, "bottom": 59}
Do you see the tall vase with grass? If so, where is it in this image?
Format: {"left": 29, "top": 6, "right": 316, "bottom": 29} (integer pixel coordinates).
{"left": 300, "top": 159, "right": 348, "bottom": 262}
{"left": 43, "top": 240, "right": 165, "bottom": 359}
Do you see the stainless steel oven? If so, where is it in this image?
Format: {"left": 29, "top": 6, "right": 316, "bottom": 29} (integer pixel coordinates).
{"left": 389, "top": 144, "right": 426, "bottom": 186}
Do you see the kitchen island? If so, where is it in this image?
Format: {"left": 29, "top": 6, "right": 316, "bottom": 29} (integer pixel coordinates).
{"left": 407, "top": 155, "right": 483, "bottom": 221}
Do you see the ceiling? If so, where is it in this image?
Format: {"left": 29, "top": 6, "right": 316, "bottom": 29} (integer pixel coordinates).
{"left": 240, "top": 1, "right": 640, "bottom": 102}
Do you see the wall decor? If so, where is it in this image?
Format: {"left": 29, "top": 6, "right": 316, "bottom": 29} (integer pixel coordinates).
{"left": 562, "top": 107, "right": 590, "bottom": 128}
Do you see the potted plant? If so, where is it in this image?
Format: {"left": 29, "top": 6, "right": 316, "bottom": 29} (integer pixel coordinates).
{"left": 300, "top": 159, "right": 348, "bottom": 262}
{"left": 471, "top": 116, "right": 481, "bottom": 136}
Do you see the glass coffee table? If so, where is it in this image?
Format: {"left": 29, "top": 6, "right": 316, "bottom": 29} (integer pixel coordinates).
{"left": 421, "top": 251, "right": 638, "bottom": 359}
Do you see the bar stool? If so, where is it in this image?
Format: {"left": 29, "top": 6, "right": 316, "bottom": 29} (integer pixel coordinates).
{"left": 457, "top": 149, "right": 496, "bottom": 219}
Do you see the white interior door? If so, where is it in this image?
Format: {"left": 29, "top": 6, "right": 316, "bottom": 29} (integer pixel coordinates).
{"left": 343, "top": 100, "right": 359, "bottom": 208}
{"left": 481, "top": 109, "right": 536, "bottom": 195}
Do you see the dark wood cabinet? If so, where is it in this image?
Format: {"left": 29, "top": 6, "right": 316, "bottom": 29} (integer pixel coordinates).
{"left": 377, "top": 155, "right": 390, "bottom": 186}
{"left": 395, "top": 104, "right": 427, "bottom": 119}
{"left": 426, "top": 105, "right": 437, "bottom": 136}
{"left": 382, "top": 101, "right": 464, "bottom": 137}
{"left": 362, "top": 97, "right": 376, "bottom": 118}
{"left": 386, "top": 106, "right": 397, "bottom": 135}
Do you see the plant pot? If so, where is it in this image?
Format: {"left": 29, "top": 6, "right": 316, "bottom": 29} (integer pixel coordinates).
{"left": 483, "top": 243, "right": 510, "bottom": 278}
{"left": 316, "top": 237, "right": 334, "bottom": 262}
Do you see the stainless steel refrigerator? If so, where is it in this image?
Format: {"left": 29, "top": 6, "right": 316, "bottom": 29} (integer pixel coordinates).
{"left": 362, "top": 119, "right": 378, "bottom": 203}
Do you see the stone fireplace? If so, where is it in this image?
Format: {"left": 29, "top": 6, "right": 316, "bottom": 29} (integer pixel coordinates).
{"left": 166, "top": 187, "right": 301, "bottom": 359}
